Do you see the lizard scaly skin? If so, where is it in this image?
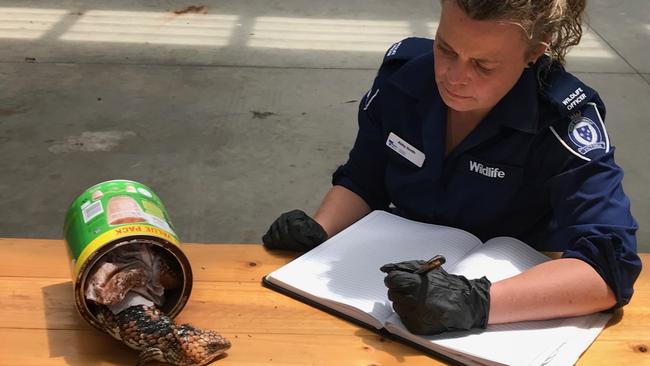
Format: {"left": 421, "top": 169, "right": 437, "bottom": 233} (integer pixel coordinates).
{"left": 96, "top": 304, "right": 231, "bottom": 366}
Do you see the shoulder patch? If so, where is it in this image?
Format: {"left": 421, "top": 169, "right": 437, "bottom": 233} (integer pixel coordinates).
{"left": 544, "top": 67, "right": 598, "bottom": 117}
{"left": 382, "top": 37, "right": 433, "bottom": 65}
{"left": 550, "top": 102, "right": 610, "bottom": 161}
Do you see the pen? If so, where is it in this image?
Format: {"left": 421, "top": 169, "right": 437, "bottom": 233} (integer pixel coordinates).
{"left": 413, "top": 254, "right": 446, "bottom": 274}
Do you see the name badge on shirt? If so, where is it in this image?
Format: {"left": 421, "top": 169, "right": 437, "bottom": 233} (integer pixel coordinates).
{"left": 386, "top": 132, "right": 425, "bottom": 167}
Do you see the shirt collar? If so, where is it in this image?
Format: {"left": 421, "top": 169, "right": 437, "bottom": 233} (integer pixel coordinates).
{"left": 487, "top": 66, "right": 540, "bottom": 134}
{"left": 387, "top": 50, "right": 438, "bottom": 101}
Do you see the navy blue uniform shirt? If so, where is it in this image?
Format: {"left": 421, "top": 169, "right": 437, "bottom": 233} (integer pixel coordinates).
{"left": 333, "top": 38, "right": 641, "bottom": 307}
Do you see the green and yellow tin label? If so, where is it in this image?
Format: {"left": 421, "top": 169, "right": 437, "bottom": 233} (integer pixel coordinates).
{"left": 63, "top": 180, "right": 180, "bottom": 277}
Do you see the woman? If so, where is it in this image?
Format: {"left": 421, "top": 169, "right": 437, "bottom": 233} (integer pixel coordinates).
{"left": 262, "top": 0, "right": 641, "bottom": 335}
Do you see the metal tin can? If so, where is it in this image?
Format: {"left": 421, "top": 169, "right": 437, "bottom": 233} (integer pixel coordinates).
{"left": 63, "top": 179, "right": 192, "bottom": 331}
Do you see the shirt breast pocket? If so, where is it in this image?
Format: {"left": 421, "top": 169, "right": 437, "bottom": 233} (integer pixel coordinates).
{"left": 386, "top": 147, "right": 421, "bottom": 169}
{"left": 384, "top": 143, "right": 431, "bottom": 199}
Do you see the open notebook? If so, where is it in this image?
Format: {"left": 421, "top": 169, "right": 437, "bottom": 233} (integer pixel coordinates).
{"left": 263, "top": 211, "right": 611, "bottom": 366}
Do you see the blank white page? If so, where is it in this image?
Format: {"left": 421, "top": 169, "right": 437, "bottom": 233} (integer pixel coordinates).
{"left": 267, "top": 211, "right": 483, "bottom": 325}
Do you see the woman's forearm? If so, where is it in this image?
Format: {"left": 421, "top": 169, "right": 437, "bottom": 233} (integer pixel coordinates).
{"left": 313, "top": 185, "right": 371, "bottom": 238}
{"left": 488, "top": 258, "right": 616, "bottom": 324}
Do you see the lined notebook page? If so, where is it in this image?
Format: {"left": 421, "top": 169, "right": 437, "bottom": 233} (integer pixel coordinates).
{"left": 266, "top": 211, "right": 482, "bottom": 326}
{"left": 449, "top": 236, "right": 549, "bottom": 281}
{"left": 386, "top": 312, "right": 610, "bottom": 366}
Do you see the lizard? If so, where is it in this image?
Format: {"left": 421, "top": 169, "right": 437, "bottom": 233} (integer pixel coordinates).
{"left": 95, "top": 303, "right": 231, "bottom": 366}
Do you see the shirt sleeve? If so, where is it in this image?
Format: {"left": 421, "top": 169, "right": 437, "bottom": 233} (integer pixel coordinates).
{"left": 332, "top": 75, "right": 391, "bottom": 210}
{"left": 550, "top": 145, "right": 641, "bottom": 308}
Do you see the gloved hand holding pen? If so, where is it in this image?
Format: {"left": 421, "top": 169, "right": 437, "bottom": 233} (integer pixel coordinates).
{"left": 380, "top": 256, "right": 491, "bottom": 335}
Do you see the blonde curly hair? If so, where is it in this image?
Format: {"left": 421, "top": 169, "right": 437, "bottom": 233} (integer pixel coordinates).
{"left": 444, "top": 0, "right": 586, "bottom": 65}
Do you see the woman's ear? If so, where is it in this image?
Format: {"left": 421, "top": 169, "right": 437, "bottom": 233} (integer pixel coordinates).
{"left": 527, "top": 41, "right": 549, "bottom": 64}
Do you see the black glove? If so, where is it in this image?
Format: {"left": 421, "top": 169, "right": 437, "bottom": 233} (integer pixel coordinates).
{"left": 380, "top": 260, "right": 490, "bottom": 335}
{"left": 262, "top": 209, "right": 328, "bottom": 251}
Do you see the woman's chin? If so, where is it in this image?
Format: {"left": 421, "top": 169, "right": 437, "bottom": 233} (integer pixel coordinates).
{"left": 440, "top": 94, "right": 476, "bottom": 111}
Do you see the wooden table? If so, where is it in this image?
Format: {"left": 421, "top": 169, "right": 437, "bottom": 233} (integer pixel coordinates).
{"left": 0, "top": 238, "right": 648, "bottom": 365}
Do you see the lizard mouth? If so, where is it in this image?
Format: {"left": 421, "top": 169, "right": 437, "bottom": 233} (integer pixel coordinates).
{"left": 199, "top": 354, "right": 228, "bottom": 366}
{"left": 191, "top": 334, "right": 232, "bottom": 365}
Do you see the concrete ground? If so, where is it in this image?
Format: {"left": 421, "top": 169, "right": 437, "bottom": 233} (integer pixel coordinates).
{"left": 0, "top": 1, "right": 648, "bottom": 251}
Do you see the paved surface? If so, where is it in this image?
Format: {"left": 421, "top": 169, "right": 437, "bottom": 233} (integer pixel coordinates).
{"left": 0, "top": 0, "right": 648, "bottom": 250}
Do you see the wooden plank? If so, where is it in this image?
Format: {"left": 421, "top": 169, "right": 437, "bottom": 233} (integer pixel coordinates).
{"left": 0, "top": 328, "right": 135, "bottom": 366}
{"left": 0, "top": 277, "right": 375, "bottom": 335}
{"left": 576, "top": 340, "right": 650, "bottom": 365}
{"left": 178, "top": 282, "right": 373, "bottom": 335}
{"left": 0, "top": 238, "right": 297, "bottom": 282}
{"left": 0, "top": 328, "right": 446, "bottom": 366}
{"left": 0, "top": 238, "right": 71, "bottom": 278}
{"left": 2, "top": 275, "right": 649, "bottom": 354}
{"left": 185, "top": 244, "right": 296, "bottom": 283}
{"left": 1, "top": 328, "right": 648, "bottom": 366}
{"left": 2, "top": 238, "right": 648, "bottom": 288}
{"left": 597, "top": 303, "right": 650, "bottom": 341}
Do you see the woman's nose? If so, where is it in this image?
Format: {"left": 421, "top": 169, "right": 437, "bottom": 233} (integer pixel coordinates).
{"left": 446, "top": 61, "right": 470, "bottom": 86}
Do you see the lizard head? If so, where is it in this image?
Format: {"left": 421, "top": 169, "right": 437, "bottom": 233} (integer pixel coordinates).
{"left": 174, "top": 324, "right": 231, "bottom": 365}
